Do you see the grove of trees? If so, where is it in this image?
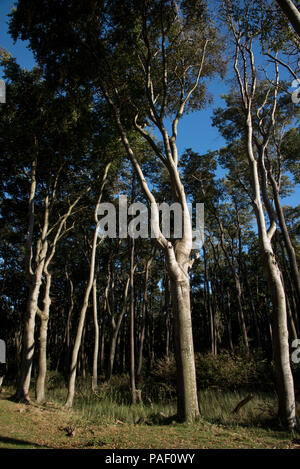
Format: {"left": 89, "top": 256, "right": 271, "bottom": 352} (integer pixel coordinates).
{"left": 0, "top": 0, "right": 299, "bottom": 430}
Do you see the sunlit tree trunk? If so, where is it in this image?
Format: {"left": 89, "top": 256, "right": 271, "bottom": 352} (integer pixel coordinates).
{"left": 65, "top": 163, "right": 111, "bottom": 408}
{"left": 15, "top": 155, "right": 49, "bottom": 401}
{"left": 92, "top": 278, "right": 99, "bottom": 392}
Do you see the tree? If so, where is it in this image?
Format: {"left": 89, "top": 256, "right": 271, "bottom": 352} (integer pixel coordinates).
{"left": 10, "top": 0, "right": 225, "bottom": 421}
{"left": 275, "top": 0, "right": 300, "bottom": 38}
{"left": 219, "top": 0, "right": 297, "bottom": 429}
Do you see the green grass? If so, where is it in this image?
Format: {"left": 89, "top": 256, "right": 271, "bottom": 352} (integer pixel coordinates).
{"left": 45, "top": 378, "right": 287, "bottom": 428}
{"left": 0, "top": 380, "right": 299, "bottom": 449}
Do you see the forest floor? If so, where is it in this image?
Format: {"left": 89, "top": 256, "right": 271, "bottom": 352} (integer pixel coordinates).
{"left": 0, "top": 390, "right": 300, "bottom": 449}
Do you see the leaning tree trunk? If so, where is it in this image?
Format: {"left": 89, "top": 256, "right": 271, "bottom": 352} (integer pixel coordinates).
{"left": 275, "top": 0, "right": 300, "bottom": 38}
{"left": 103, "top": 89, "right": 200, "bottom": 422}
{"left": 16, "top": 235, "right": 48, "bottom": 401}
{"left": 269, "top": 172, "right": 300, "bottom": 312}
{"left": 65, "top": 163, "right": 111, "bottom": 408}
{"left": 247, "top": 117, "right": 296, "bottom": 429}
{"left": 35, "top": 196, "right": 82, "bottom": 403}
{"left": 228, "top": 24, "right": 297, "bottom": 427}
{"left": 263, "top": 245, "right": 297, "bottom": 427}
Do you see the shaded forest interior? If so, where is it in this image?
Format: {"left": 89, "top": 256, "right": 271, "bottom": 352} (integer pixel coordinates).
{"left": 0, "top": 0, "right": 300, "bottom": 433}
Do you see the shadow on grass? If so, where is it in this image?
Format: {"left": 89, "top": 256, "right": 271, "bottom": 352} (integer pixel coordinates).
{"left": 0, "top": 435, "right": 44, "bottom": 449}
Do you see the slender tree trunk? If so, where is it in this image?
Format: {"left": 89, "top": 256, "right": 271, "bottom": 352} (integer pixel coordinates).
{"left": 275, "top": 0, "right": 300, "bottom": 38}
{"left": 65, "top": 235, "right": 97, "bottom": 407}
{"left": 209, "top": 277, "right": 218, "bottom": 356}
{"left": 35, "top": 272, "right": 51, "bottom": 403}
{"left": 60, "top": 271, "right": 74, "bottom": 379}
{"left": 92, "top": 278, "right": 99, "bottom": 391}
{"left": 65, "top": 163, "right": 111, "bottom": 407}
{"left": 106, "top": 277, "right": 130, "bottom": 382}
{"left": 104, "top": 92, "right": 200, "bottom": 421}
{"left": 137, "top": 248, "right": 155, "bottom": 380}
{"left": 218, "top": 225, "right": 249, "bottom": 354}
{"left": 228, "top": 27, "right": 297, "bottom": 426}
{"left": 35, "top": 196, "right": 81, "bottom": 402}
{"left": 129, "top": 236, "right": 137, "bottom": 404}
{"left": 269, "top": 173, "right": 300, "bottom": 311}
{"left": 247, "top": 118, "right": 296, "bottom": 429}
{"left": 14, "top": 156, "right": 40, "bottom": 401}
{"left": 15, "top": 219, "right": 48, "bottom": 401}
{"left": 99, "top": 317, "right": 105, "bottom": 374}
{"left": 226, "top": 289, "right": 234, "bottom": 352}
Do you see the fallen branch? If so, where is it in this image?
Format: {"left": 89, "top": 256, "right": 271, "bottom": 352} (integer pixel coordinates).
{"left": 232, "top": 394, "right": 254, "bottom": 414}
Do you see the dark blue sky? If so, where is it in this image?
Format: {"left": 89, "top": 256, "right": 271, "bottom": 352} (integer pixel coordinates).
{"left": 0, "top": 0, "right": 299, "bottom": 208}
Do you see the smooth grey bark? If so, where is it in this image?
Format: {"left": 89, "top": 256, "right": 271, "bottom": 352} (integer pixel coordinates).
{"left": 99, "top": 98, "right": 200, "bottom": 421}
{"left": 65, "top": 163, "right": 111, "bottom": 408}
{"left": 35, "top": 196, "right": 82, "bottom": 403}
{"left": 98, "top": 25, "right": 209, "bottom": 420}
{"left": 269, "top": 171, "right": 300, "bottom": 311}
{"left": 136, "top": 247, "right": 155, "bottom": 380}
{"left": 225, "top": 10, "right": 297, "bottom": 427}
{"left": 275, "top": 0, "right": 300, "bottom": 37}
{"left": 129, "top": 235, "right": 138, "bottom": 404}
{"left": 169, "top": 272, "right": 199, "bottom": 422}
{"left": 92, "top": 278, "right": 99, "bottom": 392}
{"left": 106, "top": 276, "right": 130, "bottom": 382}
{"left": 15, "top": 155, "right": 49, "bottom": 401}
{"left": 249, "top": 91, "right": 296, "bottom": 430}
{"left": 226, "top": 10, "right": 297, "bottom": 427}
{"left": 35, "top": 280, "right": 50, "bottom": 403}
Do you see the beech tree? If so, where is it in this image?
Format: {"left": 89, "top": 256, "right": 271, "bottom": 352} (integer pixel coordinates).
{"left": 10, "top": 0, "right": 226, "bottom": 421}
{"left": 219, "top": 0, "right": 298, "bottom": 429}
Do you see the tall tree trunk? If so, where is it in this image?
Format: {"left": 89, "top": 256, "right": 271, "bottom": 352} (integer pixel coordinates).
{"left": 65, "top": 163, "right": 111, "bottom": 407}
{"left": 137, "top": 247, "right": 155, "bottom": 381}
{"left": 169, "top": 272, "right": 199, "bottom": 422}
{"left": 275, "top": 0, "right": 300, "bottom": 37}
{"left": 35, "top": 196, "right": 81, "bottom": 402}
{"left": 217, "top": 223, "right": 249, "bottom": 354}
{"left": 92, "top": 278, "right": 99, "bottom": 392}
{"left": 227, "top": 25, "right": 297, "bottom": 427}
{"left": 129, "top": 235, "right": 137, "bottom": 404}
{"left": 247, "top": 116, "right": 296, "bottom": 429}
{"left": 104, "top": 89, "right": 200, "bottom": 422}
{"left": 269, "top": 172, "right": 300, "bottom": 312}
{"left": 15, "top": 193, "right": 49, "bottom": 401}
{"left": 35, "top": 272, "right": 51, "bottom": 403}
{"left": 106, "top": 277, "right": 130, "bottom": 382}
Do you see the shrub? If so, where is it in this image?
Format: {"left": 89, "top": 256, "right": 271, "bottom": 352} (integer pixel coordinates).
{"left": 145, "top": 350, "right": 275, "bottom": 400}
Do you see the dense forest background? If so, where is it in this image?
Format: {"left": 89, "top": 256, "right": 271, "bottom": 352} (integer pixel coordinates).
{"left": 0, "top": 0, "right": 300, "bottom": 432}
